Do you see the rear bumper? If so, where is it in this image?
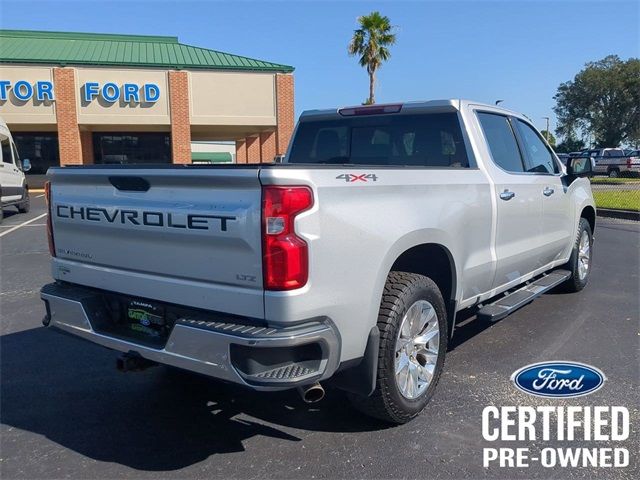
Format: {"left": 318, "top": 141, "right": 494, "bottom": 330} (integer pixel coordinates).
{"left": 40, "top": 282, "right": 341, "bottom": 390}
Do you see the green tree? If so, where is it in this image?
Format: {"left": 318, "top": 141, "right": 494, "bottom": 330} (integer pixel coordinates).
{"left": 554, "top": 55, "right": 640, "bottom": 147}
{"left": 348, "top": 11, "right": 397, "bottom": 105}
{"left": 540, "top": 130, "right": 556, "bottom": 147}
{"left": 555, "top": 136, "right": 586, "bottom": 153}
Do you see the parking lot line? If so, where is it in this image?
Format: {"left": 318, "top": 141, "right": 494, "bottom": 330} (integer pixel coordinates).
{"left": 0, "top": 213, "right": 47, "bottom": 238}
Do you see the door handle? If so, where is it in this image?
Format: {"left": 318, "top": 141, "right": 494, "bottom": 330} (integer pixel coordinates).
{"left": 499, "top": 189, "right": 515, "bottom": 201}
{"left": 543, "top": 187, "right": 555, "bottom": 197}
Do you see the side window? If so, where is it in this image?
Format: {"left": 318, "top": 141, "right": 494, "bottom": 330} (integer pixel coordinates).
{"left": 2, "top": 138, "right": 13, "bottom": 164}
{"left": 514, "top": 120, "right": 559, "bottom": 174}
{"left": 477, "top": 112, "right": 524, "bottom": 173}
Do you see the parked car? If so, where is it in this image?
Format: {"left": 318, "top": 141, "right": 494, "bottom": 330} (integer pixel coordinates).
{"left": 556, "top": 153, "right": 570, "bottom": 162}
{"left": 40, "top": 100, "right": 595, "bottom": 424}
{"left": 0, "top": 117, "right": 31, "bottom": 223}
{"left": 585, "top": 147, "right": 639, "bottom": 177}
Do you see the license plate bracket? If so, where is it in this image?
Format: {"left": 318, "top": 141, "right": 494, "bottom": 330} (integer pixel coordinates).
{"left": 126, "top": 299, "right": 167, "bottom": 338}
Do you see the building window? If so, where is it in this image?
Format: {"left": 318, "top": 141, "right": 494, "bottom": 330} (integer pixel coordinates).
{"left": 93, "top": 132, "right": 171, "bottom": 164}
{"left": 12, "top": 133, "right": 60, "bottom": 175}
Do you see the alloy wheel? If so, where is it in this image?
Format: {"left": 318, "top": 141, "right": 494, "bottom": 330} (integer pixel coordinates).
{"left": 394, "top": 300, "right": 440, "bottom": 399}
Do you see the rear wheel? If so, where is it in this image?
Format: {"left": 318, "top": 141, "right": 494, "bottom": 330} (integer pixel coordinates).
{"left": 560, "top": 218, "right": 593, "bottom": 292}
{"left": 608, "top": 168, "right": 619, "bottom": 178}
{"left": 348, "top": 271, "right": 448, "bottom": 424}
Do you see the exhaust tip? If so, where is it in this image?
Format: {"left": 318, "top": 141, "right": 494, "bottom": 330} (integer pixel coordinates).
{"left": 298, "top": 382, "right": 325, "bottom": 403}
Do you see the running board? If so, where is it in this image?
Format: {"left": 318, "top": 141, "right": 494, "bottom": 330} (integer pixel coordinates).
{"left": 477, "top": 270, "right": 571, "bottom": 323}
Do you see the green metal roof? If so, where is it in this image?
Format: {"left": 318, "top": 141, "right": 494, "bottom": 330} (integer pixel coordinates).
{"left": 0, "top": 30, "right": 294, "bottom": 72}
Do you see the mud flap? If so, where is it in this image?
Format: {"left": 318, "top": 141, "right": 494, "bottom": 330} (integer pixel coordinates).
{"left": 330, "top": 326, "right": 379, "bottom": 397}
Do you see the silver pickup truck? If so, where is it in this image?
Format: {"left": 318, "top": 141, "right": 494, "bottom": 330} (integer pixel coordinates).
{"left": 40, "top": 100, "right": 596, "bottom": 424}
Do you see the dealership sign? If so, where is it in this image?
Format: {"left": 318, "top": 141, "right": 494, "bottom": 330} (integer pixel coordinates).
{"left": 0, "top": 80, "right": 55, "bottom": 101}
{"left": 83, "top": 82, "right": 160, "bottom": 103}
{"left": 0, "top": 80, "right": 160, "bottom": 104}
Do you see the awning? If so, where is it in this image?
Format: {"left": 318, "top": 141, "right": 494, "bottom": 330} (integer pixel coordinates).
{"left": 191, "top": 152, "right": 233, "bottom": 163}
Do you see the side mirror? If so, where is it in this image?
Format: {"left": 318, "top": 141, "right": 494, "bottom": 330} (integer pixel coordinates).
{"left": 21, "top": 158, "right": 32, "bottom": 172}
{"left": 566, "top": 156, "right": 593, "bottom": 177}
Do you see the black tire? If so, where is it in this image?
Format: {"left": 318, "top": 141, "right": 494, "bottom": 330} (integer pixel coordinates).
{"left": 560, "top": 218, "right": 593, "bottom": 292}
{"left": 0, "top": 204, "right": 3, "bottom": 224}
{"left": 348, "top": 271, "right": 448, "bottom": 424}
{"left": 17, "top": 187, "right": 30, "bottom": 213}
{"left": 608, "top": 168, "right": 619, "bottom": 178}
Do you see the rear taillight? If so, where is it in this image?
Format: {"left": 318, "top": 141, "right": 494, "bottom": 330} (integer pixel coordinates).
{"left": 628, "top": 158, "right": 632, "bottom": 168}
{"left": 262, "top": 186, "right": 313, "bottom": 290}
{"left": 44, "top": 181, "right": 56, "bottom": 257}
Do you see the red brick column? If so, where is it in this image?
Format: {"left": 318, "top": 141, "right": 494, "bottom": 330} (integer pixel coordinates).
{"left": 246, "top": 135, "right": 260, "bottom": 164}
{"left": 168, "top": 71, "right": 191, "bottom": 164}
{"left": 236, "top": 139, "right": 247, "bottom": 164}
{"left": 260, "top": 131, "right": 276, "bottom": 163}
{"left": 80, "top": 131, "right": 94, "bottom": 165}
{"left": 276, "top": 74, "right": 294, "bottom": 156}
{"left": 53, "top": 68, "right": 82, "bottom": 165}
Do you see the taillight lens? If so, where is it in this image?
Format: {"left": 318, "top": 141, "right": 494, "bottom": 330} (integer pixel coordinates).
{"left": 44, "top": 181, "right": 56, "bottom": 257}
{"left": 262, "top": 186, "right": 313, "bottom": 290}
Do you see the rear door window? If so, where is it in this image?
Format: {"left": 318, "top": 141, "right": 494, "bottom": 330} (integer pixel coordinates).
{"left": 477, "top": 112, "right": 524, "bottom": 173}
{"left": 288, "top": 112, "right": 471, "bottom": 167}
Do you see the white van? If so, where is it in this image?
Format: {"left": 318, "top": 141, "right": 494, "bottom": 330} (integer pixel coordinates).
{"left": 0, "top": 117, "right": 31, "bottom": 223}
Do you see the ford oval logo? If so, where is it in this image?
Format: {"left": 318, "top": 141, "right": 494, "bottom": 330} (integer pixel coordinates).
{"left": 511, "top": 361, "right": 605, "bottom": 398}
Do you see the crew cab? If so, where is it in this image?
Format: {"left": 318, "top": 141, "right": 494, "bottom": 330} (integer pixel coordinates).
{"left": 40, "top": 100, "right": 595, "bottom": 424}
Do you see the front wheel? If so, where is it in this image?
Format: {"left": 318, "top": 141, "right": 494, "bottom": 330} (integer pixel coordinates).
{"left": 17, "top": 187, "right": 30, "bottom": 213}
{"left": 348, "top": 271, "right": 448, "bottom": 424}
{"left": 560, "top": 218, "right": 593, "bottom": 292}
{"left": 608, "top": 168, "right": 619, "bottom": 178}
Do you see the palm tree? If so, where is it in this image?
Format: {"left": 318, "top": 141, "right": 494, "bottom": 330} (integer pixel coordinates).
{"left": 348, "top": 11, "right": 397, "bottom": 105}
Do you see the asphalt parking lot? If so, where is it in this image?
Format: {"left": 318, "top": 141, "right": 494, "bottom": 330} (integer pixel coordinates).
{"left": 1, "top": 195, "right": 638, "bottom": 479}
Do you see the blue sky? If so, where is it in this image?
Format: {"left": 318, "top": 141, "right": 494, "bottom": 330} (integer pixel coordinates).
{"left": 1, "top": 0, "right": 638, "bottom": 136}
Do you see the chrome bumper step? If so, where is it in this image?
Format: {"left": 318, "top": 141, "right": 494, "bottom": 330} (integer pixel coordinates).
{"left": 40, "top": 282, "right": 340, "bottom": 390}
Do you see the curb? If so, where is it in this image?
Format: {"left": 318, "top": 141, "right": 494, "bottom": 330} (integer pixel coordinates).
{"left": 597, "top": 208, "right": 640, "bottom": 221}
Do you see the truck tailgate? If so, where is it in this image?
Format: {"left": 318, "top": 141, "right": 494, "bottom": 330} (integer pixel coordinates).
{"left": 48, "top": 167, "right": 264, "bottom": 318}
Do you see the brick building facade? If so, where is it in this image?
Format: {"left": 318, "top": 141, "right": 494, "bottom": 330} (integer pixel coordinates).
{"left": 0, "top": 30, "right": 295, "bottom": 184}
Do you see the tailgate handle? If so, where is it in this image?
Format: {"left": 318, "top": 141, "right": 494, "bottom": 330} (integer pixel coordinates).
{"left": 109, "top": 176, "right": 150, "bottom": 192}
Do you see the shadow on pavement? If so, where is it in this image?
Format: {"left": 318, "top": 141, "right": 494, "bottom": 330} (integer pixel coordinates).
{"left": 0, "top": 326, "right": 387, "bottom": 471}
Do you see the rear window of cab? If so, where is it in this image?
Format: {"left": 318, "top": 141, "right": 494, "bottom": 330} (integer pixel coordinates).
{"left": 288, "top": 112, "right": 471, "bottom": 168}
